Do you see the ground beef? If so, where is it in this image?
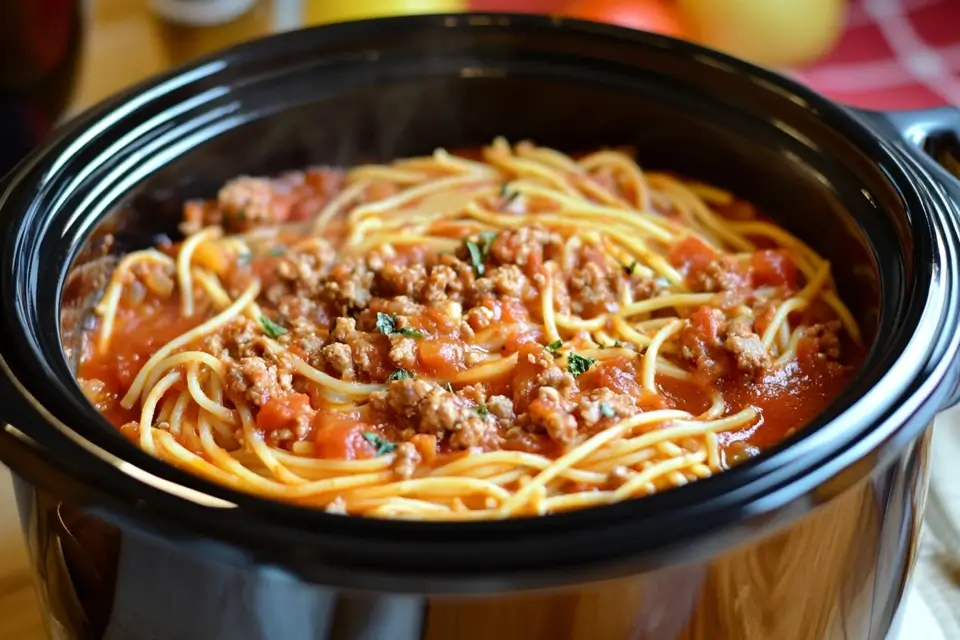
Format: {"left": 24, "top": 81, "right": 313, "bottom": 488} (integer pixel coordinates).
{"left": 679, "top": 307, "right": 773, "bottom": 382}
{"left": 392, "top": 442, "right": 421, "bottom": 480}
{"left": 318, "top": 262, "right": 374, "bottom": 314}
{"left": 689, "top": 256, "right": 746, "bottom": 293}
{"left": 217, "top": 177, "right": 280, "bottom": 232}
{"left": 274, "top": 242, "right": 338, "bottom": 297}
{"left": 632, "top": 275, "right": 666, "bottom": 302}
{"left": 527, "top": 386, "right": 578, "bottom": 446}
{"left": 724, "top": 316, "right": 771, "bottom": 379}
{"left": 513, "top": 346, "right": 579, "bottom": 412}
{"left": 678, "top": 307, "right": 730, "bottom": 383}
{"left": 464, "top": 303, "right": 497, "bottom": 332}
{"left": 487, "top": 395, "right": 516, "bottom": 427}
{"left": 802, "top": 320, "right": 843, "bottom": 360}
{"left": 388, "top": 336, "right": 419, "bottom": 370}
{"left": 577, "top": 388, "right": 637, "bottom": 429}
{"left": 367, "top": 296, "right": 424, "bottom": 319}
{"left": 320, "top": 317, "right": 388, "bottom": 381}
{"left": 422, "top": 264, "right": 464, "bottom": 303}
{"left": 370, "top": 379, "right": 501, "bottom": 450}
{"left": 204, "top": 319, "right": 299, "bottom": 407}
{"left": 216, "top": 169, "right": 345, "bottom": 233}
{"left": 320, "top": 343, "right": 355, "bottom": 381}
{"left": 376, "top": 263, "right": 427, "bottom": 298}
{"left": 226, "top": 357, "right": 294, "bottom": 407}
{"left": 487, "top": 226, "right": 561, "bottom": 269}
{"left": 474, "top": 264, "right": 529, "bottom": 299}
{"left": 275, "top": 294, "right": 321, "bottom": 324}
{"left": 568, "top": 262, "right": 618, "bottom": 315}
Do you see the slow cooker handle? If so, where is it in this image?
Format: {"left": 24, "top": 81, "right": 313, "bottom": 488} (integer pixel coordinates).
{"left": 854, "top": 106, "right": 960, "bottom": 198}
{"left": 855, "top": 106, "right": 960, "bottom": 411}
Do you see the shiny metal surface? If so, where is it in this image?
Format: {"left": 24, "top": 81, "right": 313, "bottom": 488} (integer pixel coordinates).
{"left": 15, "top": 428, "right": 931, "bottom": 640}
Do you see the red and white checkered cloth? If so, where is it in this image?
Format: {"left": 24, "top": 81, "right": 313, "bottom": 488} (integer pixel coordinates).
{"left": 796, "top": 0, "right": 960, "bottom": 110}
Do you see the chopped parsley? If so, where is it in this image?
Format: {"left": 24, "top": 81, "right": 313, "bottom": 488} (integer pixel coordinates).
{"left": 624, "top": 260, "right": 638, "bottom": 276}
{"left": 546, "top": 339, "right": 563, "bottom": 354}
{"left": 376, "top": 312, "right": 397, "bottom": 334}
{"left": 376, "top": 312, "right": 424, "bottom": 338}
{"left": 465, "top": 231, "right": 498, "bottom": 277}
{"left": 362, "top": 432, "right": 397, "bottom": 456}
{"left": 566, "top": 352, "right": 596, "bottom": 377}
{"left": 268, "top": 246, "right": 286, "bottom": 257}
{"left": 599, "top": 402, "right": 616, "bottom": 418}
{"left": 504, "top": 190, "right": 521, "bottom": 205}
{"left": 386, "top": 368, "right": 414, "bottom": 381}
{"left": 258, "top": 315, "right": 287, "bottom": 338}
{"left": 476, "top": 405, "right": 489, "bottom": 417}
{"left": 478, "top": 230, "right": 497, "bottom": 252}
{"left": 466, "top": 239, "right": 486, "bottom": 276}
{"left": 237, "top": 251, "right": 253, "bottom": 265}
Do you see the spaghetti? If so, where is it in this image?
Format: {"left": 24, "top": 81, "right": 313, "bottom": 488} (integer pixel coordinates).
{"left": 75, "top": 138, "right": 862, "bottom": 520}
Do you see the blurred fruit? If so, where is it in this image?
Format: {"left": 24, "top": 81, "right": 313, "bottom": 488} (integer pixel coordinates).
{"left": 303, "top": 0, "right": 466, "bottom": 25}
{"left": 560, "top": 0, "right": 691, "bottom": 38}
{"left": 679, "top": 0, "right": 847, "bottom": 67}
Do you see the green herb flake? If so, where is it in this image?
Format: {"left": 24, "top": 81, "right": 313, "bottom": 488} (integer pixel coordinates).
{"left": 478, "top": 230, "right": 498, "bottom": 254}
{"left": 476, "top": 404, "right": 489, "bottom": 417}
{"left": 377, "top": 312, "right": 424, "bottom": 338}
{"left": 566, "top": 352, "right": 596, "bottom": 377}
{"left": 624, "top": 260, "right": 638, "bottom": 276}
{"left": 268, "top": 246, "right": 287, "bottom": 257}
{"left": 546, "top": 339, "right": 563, "bottom": 354}
{"left": 466, "top": 231, "right": 498, "bottom": 277}
{"left": 237, "top": 251, "right": 253, "bottom": 265}
{"left": 376, "top": 312, "right": 397, "bottom": 335}
{"left": 362, "top": 431, "right": 397, "bottom": 456}
{"left": 386, "top": 368, "right": 414, "bottom": 382}
{"left": 599, "top": 402, "right": 616, "bottom": 419}
{"left": 499, "top": 183, "right": 509, "bottom": 197}
{"left": 258, "top": 315, "right": 287, "bottom": 338}
{"left": 466, "top": 240, "right": 485, "bottom": 276}
{"left": 504, "top": 190, "right": 521, "bottom": 205}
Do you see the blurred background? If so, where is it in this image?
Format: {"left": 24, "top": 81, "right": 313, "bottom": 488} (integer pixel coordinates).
{"left": 4, "top": 0, "right": 960, "bottom": 179}
{"left": 1, "top": 0, "right": 959, "bottom": 638}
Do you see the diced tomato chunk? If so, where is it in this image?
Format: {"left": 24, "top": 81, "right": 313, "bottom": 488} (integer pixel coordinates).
{"left": 312, "top": 411, "right": 376, "bottom": 460}
{"left": 669, "top": 236, "right": 717, "bottom": 273}
{"left": 418, "top": 339, "right": 465, "bottom": 378}
{"left": 256, "top": 393, "right": 314, "bottom": 432}
{"left": 578, "top": 357, "right": 642, "bottom": 398}
{"left": 750, "top": 250, "right": 799, "bottom": 289}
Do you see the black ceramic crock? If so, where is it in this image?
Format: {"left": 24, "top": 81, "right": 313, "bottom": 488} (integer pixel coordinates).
{"left": 2, "top": 13, "right": 960, "bottom": 640}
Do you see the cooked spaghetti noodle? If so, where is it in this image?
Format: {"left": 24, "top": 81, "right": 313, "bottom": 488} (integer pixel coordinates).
{"left": 75, "top": 139, "right": 862, "bottom": 520}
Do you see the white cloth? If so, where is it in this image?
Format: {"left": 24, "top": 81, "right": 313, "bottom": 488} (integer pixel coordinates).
{"left": 902, "top": 408, "right": 960, "bottom": 639}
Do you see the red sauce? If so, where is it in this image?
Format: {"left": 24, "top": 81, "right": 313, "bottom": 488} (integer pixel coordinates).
{"left": 73, "top": 151, "right": 864, "bottom": 509}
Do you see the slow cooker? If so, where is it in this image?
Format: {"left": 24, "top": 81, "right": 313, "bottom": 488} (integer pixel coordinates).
{"left": 2, "top": 14, "right": 960, "bottom": 640}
